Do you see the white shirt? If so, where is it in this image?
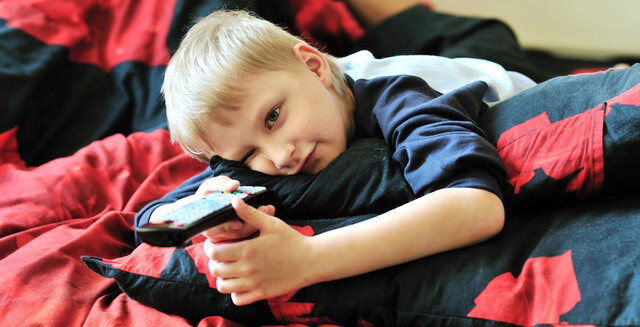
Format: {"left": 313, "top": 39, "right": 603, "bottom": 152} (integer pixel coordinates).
{"left": 339, "top": 50, "right": 536, "bottom": 105}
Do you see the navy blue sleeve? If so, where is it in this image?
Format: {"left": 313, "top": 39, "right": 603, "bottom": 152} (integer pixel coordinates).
{"left": 351, "top": 75, "right": 507, "bottom": 200}
{"left": 133, "top": 166, "right": 213, "bottom": 245}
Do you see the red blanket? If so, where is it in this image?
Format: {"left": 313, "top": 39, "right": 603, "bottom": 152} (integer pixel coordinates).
{"left": 3, "top": 0, "right": 640, "bottom": 325}
{"left": 0, "top": 0, "right": 363, "bottom": 324}
{"left": 0, "top": 128, "right": 221, "bottom": 326}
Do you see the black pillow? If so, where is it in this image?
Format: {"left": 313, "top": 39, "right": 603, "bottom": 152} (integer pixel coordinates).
{"left": 208, "top": 137, "right": 417, "bottom": 220}
{"left": 479, "top": 65, "right": 640, "bottom": 209}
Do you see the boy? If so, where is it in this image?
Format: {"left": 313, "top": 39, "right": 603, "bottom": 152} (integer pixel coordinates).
{"left": 136, "top": 9, "right": 524, "bottom": 305}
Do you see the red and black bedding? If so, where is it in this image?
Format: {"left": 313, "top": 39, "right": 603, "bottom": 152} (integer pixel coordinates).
{"left": 2, "top": 0, "right": 640, "bottom": 326}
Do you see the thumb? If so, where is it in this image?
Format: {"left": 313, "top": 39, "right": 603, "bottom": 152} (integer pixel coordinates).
{"left": 232, "top": 197, "right": 276, "bottom": 232}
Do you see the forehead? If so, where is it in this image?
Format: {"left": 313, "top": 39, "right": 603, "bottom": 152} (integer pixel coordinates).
{"left": 204, "top": 68, "right": 313, "bottom": 158}
{"left": 202, "top": 113, "right": 249, "bottom": 160}
{"left": 205, "top": 71, "right": 268, "bottom": 126}
{"left": 224, "top": 70, "right": 284, "bottom": 107}
{"left": 203, "top": 82, "right": 270, "bottom": 159}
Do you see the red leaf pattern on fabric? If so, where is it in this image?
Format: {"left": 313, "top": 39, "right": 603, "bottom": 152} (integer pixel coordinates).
{"left": 497, "top": 108, "right": 604, "bottom": 199}
{"left": 497, "top": 81, "right": 640, "bottom": 200}
{"left": 601, "top": 80, "right": 640, "bottom": 115}
{"left": 468, "top": 251, "right": 589, "bottom": 326}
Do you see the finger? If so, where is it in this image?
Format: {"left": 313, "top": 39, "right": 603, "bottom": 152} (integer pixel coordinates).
{"left": 216, "top": 277, "right": 255, "bottom": 296}
{"left": 202, "top": 227, "right": 258, "bottom": 244}
{"left": 195, "top": 176, "right": 240, "bottom": 197}
{"left": 203, "top": 238, "right": 215, "bottom": 258}
{"left": 203, "top": 238, "right": 238, "bottom": 262}
{"left": 208, "top": 259, "right": 241, "bottom": 279}
{"left": 231, "top": 291, "right": 262, "bottom": 306}
{"left": 232, "top": 197, "right": 274, "bottom": 232}
{"left": 200, "top": 219, "right": 243, "bottom": 238}
{"left": 256, "top": 204, "right": 276, "bottom": 216}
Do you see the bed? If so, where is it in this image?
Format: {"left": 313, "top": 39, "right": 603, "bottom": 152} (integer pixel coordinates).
{"left": 2, "top": 0, "right": 640, "bottom": 326}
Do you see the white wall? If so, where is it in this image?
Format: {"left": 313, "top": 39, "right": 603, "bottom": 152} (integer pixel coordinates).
{"left": 427, "top": 0, "right": 640, "bottom": 59}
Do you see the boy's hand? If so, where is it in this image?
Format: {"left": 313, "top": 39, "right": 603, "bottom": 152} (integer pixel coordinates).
{"left": 151, "top": 175, "right": 270, "bottom": 243}
{"left": 150, "top": 176, "right": 241, "bottom": 224}
{"left": 195, "top": 176, "right": 267, "bottom": 243}
{"left": 194, "top": 175, "right": 241, "bottom": 196}
{"left": 201, "top": 203, "right": 276, "bottom": 243}
{"left": 204, "top": 197, "right": 314, "bottom": 306}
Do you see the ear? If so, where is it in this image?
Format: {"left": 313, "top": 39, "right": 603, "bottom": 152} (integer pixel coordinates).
{"left": 292, "top": 43, "right": 333, "bottom": 88}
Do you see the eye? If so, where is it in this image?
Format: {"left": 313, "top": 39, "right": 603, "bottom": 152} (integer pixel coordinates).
{"left": 265, "top": 107, "right": 280, "bottom": 129}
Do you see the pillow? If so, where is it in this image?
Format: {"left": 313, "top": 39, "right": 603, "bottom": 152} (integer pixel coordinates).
{"left": 479, "top": 65, "right": 640, "bottom": 210}
{"left": 207, "top": 138, "right": 416, "bottom": 221}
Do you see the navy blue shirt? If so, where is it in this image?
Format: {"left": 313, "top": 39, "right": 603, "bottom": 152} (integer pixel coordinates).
{"left": 349, "top": 75, "right": 505, "bottom": 197}
{"left": 134, "top": 75, "right": 506, "bottom": 245}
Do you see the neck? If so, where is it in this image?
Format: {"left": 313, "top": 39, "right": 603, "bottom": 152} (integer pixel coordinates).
{"left": 334, "top": 86, "right": 356, "bottom": 143}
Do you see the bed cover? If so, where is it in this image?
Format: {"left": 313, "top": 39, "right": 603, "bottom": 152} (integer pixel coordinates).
{"left": 2, "top": 0, "right": 640, "bottom": 326}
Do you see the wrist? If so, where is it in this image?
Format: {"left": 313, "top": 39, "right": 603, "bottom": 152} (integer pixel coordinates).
{"left": 302, "top": 233, "right": 350, "bottom": 286}
{"left": 290, "top": 235, "right": 329, "bottom": 288}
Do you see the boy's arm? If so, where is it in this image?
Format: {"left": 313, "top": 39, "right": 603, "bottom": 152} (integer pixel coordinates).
{"left": 308, "top": 187, "right": 504, "bottom": 282}
{"left": 206, "top": 186, "right": 504, "bottom": 305}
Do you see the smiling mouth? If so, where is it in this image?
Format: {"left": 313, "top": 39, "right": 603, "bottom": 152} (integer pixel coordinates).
{"left": 298, "top": 146, "right": 317, "bottom": 174}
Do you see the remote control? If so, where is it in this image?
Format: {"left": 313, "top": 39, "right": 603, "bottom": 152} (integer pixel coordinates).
{"left": 136, "top": 186, "right": 278, "bottom": 247}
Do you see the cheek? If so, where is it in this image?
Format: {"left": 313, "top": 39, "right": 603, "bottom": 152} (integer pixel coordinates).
{"left": 312, "top": 141, "right": 347, "bottom": 174}
{"left": 247, "top": 158, "right": 281, "bottom": 176}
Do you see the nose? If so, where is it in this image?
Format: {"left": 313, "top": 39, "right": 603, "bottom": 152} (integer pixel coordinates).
{"left": 267, "top": 142, "right": 295, "bottom": 170}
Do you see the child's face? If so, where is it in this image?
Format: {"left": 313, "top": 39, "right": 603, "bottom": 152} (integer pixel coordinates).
{"left": 204, "top": 58, "right": 354, "bottom": 176}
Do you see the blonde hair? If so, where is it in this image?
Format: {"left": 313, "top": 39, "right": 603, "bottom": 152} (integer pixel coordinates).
{"left": 162, "top": 10, "right": 349, "bottom": 162}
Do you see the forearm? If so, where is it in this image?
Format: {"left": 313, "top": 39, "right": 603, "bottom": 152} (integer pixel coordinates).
{"left": 306, "top": 187, "right": 504, "bottom": 284}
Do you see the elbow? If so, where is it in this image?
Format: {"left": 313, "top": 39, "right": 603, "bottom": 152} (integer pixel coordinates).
{"left": 481, "top": 191, "right": 505, "bottom": 241}
{"left": 460, "top": 188, "right": 504, "bottom": 243}
{"left": 435, "top": 187, "right": 506, "bottom": 246}
{"left": 488, "top": 205, "right": 505, "bottom": 239}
